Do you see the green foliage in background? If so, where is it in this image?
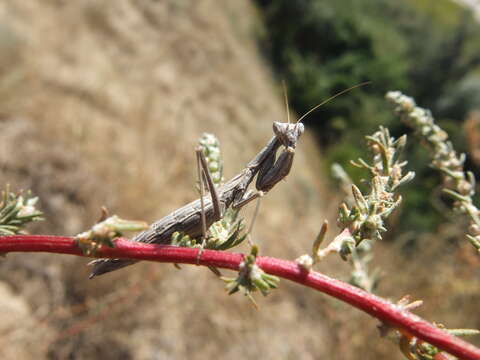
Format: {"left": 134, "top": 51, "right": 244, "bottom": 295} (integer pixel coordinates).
{"left": 255, "top": 0, "right": 480, "bottom": 235}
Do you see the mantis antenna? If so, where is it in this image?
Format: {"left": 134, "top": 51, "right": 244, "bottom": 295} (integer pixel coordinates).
{"left": 296, "top": 81, "right": 371, "bottom": 124}
{"left": 282, "top": 80, "right": 291, "bottom": 124}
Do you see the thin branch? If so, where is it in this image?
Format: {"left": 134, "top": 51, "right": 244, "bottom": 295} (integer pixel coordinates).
{"left": 1, "top": 235, "right": 479, "bottom": 360}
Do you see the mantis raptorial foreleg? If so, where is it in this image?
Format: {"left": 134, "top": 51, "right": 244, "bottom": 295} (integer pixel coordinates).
{"left": 232, "top": 122, "right": 304, "bottom": 209}
{"left": 258, "top": 122, "right": 304, "bottom": 191}
{"left": 231, "top": 122, "right": 303, "bottom": 246}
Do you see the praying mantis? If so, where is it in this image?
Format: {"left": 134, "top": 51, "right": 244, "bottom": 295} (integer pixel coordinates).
{"left": 89, "top": 83, "right": 368, "bottom": 278}
{"left": 89, "top": 121, "right": 304, "bottom": 278}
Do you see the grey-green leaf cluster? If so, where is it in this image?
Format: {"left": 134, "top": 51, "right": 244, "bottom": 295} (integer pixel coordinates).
{"left": 387, "top": 91, "right": 480, "bottom": 253}
{"left": 338, "top": 126, "right": 414, "bottom": 247}
{"left": 222, "top": 245, "right": 279, "bottom": 307}
{"left": 0, "top": 187, "right": 43, "bottom": 235}
{"left": 76, "top": 214, "right": 148, "bottom": 256}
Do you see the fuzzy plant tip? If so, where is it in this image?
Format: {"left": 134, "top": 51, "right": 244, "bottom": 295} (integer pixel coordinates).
{"left": 76, "top": 212, "right": 148, "bottom": 256}
{"left": 198, "top": 133, "right": 224, "bottom": 185}
{"left": 0, "top": 186, "right": 43, "bottom": 236}
{"left": 387, "top": 90, "right": 480, "bottom": 254}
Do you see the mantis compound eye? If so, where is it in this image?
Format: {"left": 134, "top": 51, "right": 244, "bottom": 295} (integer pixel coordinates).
{"left": 296, "top": 123, "right": 305, "bottom": 136}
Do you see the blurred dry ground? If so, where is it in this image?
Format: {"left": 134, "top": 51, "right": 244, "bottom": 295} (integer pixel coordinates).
{"left": 0, "top": 1, "right": 334, "bottom": 359}
{"left": 0, "top": 1, "right": 478, "bottom": 359}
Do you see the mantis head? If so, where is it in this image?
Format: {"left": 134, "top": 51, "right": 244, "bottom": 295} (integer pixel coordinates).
{"left": 273, "top": 122, "right": 304, "bottom": 149}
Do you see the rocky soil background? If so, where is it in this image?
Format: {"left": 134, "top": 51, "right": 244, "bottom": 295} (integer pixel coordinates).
{"left": 0, "top": 1, "right": 344, "bottom": 359}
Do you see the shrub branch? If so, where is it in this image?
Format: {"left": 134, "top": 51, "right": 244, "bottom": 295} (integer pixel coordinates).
{"left": 1, "top": 234, "right": 479, "bottom": 360}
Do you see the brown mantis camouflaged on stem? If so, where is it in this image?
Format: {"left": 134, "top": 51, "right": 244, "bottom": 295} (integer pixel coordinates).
{"left": 89, "top": 83, "right": 369, "bottom": 278}
{"left": 89, "top": 121, "right": 305, "bottom": 278}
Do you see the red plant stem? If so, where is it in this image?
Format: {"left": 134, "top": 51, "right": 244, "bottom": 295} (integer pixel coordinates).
{"left": 2, "top": 235, "right": 480, "bottom": 360}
